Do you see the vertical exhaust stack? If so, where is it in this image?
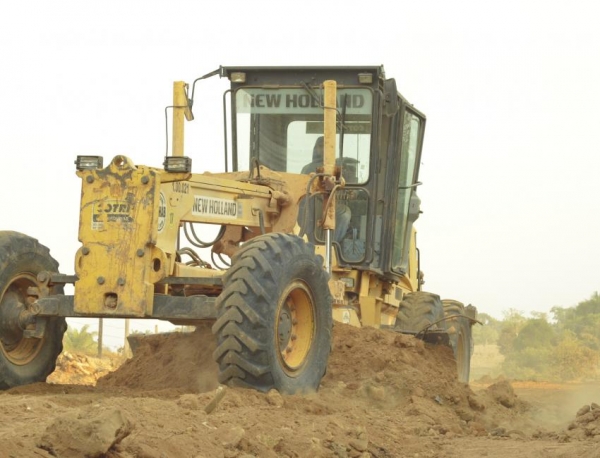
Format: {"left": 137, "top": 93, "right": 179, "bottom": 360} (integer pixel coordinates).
{"left": 172, "top": 81, "right": 189, "bottom": 157}
{"left": 322, "top": 80, "right": 337, "bottom": 273}
{"left": 322, "top": 80, "right": 337, "bottom": 177}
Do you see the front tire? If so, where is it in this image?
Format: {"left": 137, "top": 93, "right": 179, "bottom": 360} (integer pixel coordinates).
{"left": 0, "top": 231, "right": 67, "bottom": 389}
{"left": 212, "top": 233, "right": 332, "bottom": 394}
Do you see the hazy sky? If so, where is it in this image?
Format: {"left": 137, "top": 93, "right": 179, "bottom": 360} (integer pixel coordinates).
{"left": 1, "top": 1, "right": 599, "bottom": 346}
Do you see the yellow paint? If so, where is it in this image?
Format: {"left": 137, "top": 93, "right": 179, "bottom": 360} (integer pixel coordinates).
{"left": 323, "top": 80, "right": 337, "bottom": 176}
{"left": 74, "top": 156, "right": 167, "bottom": 316}
{"left": 172, "top": 81, "right": 192, "bottom": 157}
{"left": 332, "top": 307, "right": 361, "bottom": 327}
{"left": 73, "top": 153, "right": 302, "bottom": 317}
{"left": 322, "top": 80, "right": 337, "bottom": 231}
{"left": 327, "top": 231, "right": 421, "bottom": 329}
{"left": 359, "top": 296, "right": 381, "bottom": 327}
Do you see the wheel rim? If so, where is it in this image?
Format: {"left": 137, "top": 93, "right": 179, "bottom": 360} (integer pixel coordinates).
{"left": 276, "top": 280, "right": 315, "bottom": 375}
{"left": 0, "top": 274, "right": 44, "bottom": 365}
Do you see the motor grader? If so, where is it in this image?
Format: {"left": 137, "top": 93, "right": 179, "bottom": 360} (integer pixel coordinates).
{"left": 0, "top": 66, "right": 476, "bottom": 393}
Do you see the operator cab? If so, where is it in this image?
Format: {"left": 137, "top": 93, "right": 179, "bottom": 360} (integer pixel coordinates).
{"left": 221, "top": 66, "right": 425, "bottom": 282}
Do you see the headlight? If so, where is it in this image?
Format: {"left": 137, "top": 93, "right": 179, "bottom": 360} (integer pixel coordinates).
{"left": 75, "top": 155, "right": 103, "bottom": 171}
{"left": 163, "top": 155, "right": 192, "bottom": 173}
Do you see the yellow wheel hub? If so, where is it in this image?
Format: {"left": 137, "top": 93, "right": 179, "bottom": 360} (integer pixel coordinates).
{"left": 0, "top": 274, "right": 44, "bottom": 366}
{"left": 276, "top": 280, "right": 315, "bottom": 375}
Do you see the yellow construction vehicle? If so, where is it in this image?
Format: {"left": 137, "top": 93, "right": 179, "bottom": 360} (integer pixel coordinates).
{"left": 0, "top": 66, "right": 476, "bottom": 393}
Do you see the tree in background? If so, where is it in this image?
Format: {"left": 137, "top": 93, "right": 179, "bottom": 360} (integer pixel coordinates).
{"left": 552, "top": 292, "right": 600, "bottom": 350}
{"left": 497, "top": 293, "right": 600, "bottom": 382}
{"left": 472, "top": 313, "right": 501, "bottom": 346}
{"left": 551, "top": 331, "right": 599, "bottom": 381}
{"left": 512, "top": 316, "right": 555, "bottom": 351}
{"left": 501, "top": 316, "right": 555, "bottom": 380}
{"left": 63, "top": 324, "right": 98, "bottom": 355}
{"left": 497, "top": 309, "right": 527, "bottom": 356}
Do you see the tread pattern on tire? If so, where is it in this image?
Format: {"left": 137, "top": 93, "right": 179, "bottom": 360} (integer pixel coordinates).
{"left": 212, "top": 233, "right": 332, "bottom": 394}
{"left": 442, "top": 299, "right": 472, "bottom": 383}
{"left": 395, "top": 291, "right": 444, "bottom": 333}
{"left": 0, "top": 231, "right": 67, "bottom": 389}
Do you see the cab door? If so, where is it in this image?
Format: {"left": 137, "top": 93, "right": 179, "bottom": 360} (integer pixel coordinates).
{"left": 389, "top": 107, "right": 425, "bottom": 275}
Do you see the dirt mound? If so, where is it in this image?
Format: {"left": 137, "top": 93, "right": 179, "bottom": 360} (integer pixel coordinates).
{"left": 323, "top": 324, "right": 532, "bottom": 437}
{"left": 96, "top": 322, "right": 531, "bottom": 439}
{"left": 566, "top": 403, "right": 600, "bottom": 440}
{"left": 3, "top": 323, "right": 599, "bottom": 457}
{"left": 97, "top": 322, "right": 532, "bottom": 456}
{"left": 97, "top": 325, "right": 219, "bottom": 393}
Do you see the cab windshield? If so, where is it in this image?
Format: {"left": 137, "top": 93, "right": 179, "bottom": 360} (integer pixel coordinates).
{"left": 234, "top": 87, "right": 373, "bottom": 184}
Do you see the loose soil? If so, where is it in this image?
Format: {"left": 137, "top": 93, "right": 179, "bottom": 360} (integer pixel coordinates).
{"left": 1, "top": 323, "right": 599, "bottom": 457}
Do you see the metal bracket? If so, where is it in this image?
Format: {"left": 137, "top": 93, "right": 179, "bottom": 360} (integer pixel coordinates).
{"left": 23, "top": 318, "right": 47, "bottom": 339}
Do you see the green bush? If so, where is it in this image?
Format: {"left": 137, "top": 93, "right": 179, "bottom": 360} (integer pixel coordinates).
{"left": 63, "top": 324, "right": 98, "bottom": 355}
{"left": 498, "top": 295, "right": 600, "bottom": 382}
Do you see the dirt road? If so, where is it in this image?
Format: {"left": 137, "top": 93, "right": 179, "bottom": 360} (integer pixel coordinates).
{"left": 1, "top": 324, "right": 599, "bottom": 458}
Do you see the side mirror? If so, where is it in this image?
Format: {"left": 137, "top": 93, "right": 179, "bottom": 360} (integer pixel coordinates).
{"left": 407, "top": 192, "right": 421, "bottom": 224}
{"left": 383, "top": 78, "right": 399, "bottom": 117}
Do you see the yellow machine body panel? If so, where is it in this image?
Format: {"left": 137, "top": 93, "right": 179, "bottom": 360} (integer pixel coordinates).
{"left": 325, "top": 227, "right": 422, "bottom": 329}
{"left": 73, "top": 153, "right": 308, "bottom": 317}
{"left": 74, "top": 156, "right": 168, "bottom": 316}
{"left": 154, "top": 169, "right": 308, "bottom": 259}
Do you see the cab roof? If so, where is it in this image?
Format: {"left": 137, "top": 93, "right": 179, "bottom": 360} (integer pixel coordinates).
{"left": 219, "top": 65, "right": 385, "bottom": 88}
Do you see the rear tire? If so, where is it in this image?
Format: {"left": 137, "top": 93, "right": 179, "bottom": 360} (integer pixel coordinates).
{"left": 395, "top": 292, "right": 444, "bottom": 333}
{"left": 212, "top": 233, "right": 332, "bottom": 394}
{"left": 442, "top": 299, "right": 472, "bottom": 383}
{"left": 0, "top": 231, "right": 67, "bottom": 389}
